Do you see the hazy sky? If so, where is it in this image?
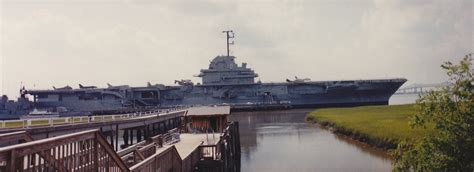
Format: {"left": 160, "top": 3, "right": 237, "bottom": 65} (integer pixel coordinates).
{"left": 1, "top": 0, "right": 473, "bottom": 98}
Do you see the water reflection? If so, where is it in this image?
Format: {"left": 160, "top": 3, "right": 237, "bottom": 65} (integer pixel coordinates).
{"left": 331, "top": 130, "right": 392, "bottom": 161}
{"left": 230, "top": 109, "right": 392, "bottom": 172}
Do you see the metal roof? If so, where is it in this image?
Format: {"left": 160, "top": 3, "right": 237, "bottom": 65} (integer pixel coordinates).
{"left": 186, "top": 106, "right": 230, "bottom": 116}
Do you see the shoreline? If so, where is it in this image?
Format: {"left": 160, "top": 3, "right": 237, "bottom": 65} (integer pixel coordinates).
{"left": 306, "top": 120, "right": 393, "bottom": 161}
{"left": 305, "top": 117, "right": 398, "bottom": 151}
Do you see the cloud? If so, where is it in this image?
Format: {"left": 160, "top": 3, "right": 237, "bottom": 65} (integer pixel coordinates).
{"left": 359, "top": 0, "right": 472, "bottom": 82}
{"left": 0, "top": 0, "right": 472, "bottom": 98}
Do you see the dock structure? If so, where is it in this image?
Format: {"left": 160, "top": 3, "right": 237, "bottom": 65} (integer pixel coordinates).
{"left": 185, "top": 106, "right": 230, "bottom": 132}
{"left": 0, "top": 106, "right": 240, "bottom": 172}
{"left": 0, "top": 109, "right": 185, "bottom": 150}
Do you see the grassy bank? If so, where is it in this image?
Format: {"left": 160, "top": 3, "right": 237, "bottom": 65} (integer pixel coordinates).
{"left": 306, "top": 104, "right": 432, "bottom": 149}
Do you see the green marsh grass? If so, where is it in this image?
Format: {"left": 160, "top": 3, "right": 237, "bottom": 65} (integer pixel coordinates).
{"left": 307, "top": 104, "right": 433, "bottom": 149}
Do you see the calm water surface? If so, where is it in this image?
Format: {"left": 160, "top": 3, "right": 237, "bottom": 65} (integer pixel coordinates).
{"left": 231, "top": 109, "right": 392, "bottom": 172}
{"left": 229, "top": 95, "right": 417, "bottom": 172}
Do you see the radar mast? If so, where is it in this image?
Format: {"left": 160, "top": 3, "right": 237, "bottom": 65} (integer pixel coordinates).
{"left": 222, "top": 30, "right": 234, "bottom": 56}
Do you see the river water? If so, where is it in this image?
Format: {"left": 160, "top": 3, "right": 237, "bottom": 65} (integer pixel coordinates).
{"left": 229, "top": 94, "right": 418, "bottom": 172}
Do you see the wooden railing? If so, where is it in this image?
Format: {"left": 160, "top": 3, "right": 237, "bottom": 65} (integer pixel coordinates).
{"left": 129, "top": 146, "right": 182, "bottom": 172}
{"left": 221, "top": 121, "right": 241, "bottom": 172}
{"left": 198, "top": 121, "right": 241, "bottom": 172}
{"left": 0, "top": 128, "right": 185, "bottom": 172}
{"left": 0, "top": 121, "right": 241, "bottom": 172}
{"left": 0, "top": 131, "right": 34, "bottom": 147}
{"left": 182, "top": 145, "right": 201, "bottom": 172}
{"left": 0, "top": 108, "right": 186, "bottom": 129}
{"left": 200, "top": 144, "right": 219, "bottom": 160}
{"left": 117, "top": 128, "right": 181, "bottom": 167}
{"left": 120, "top": 141, "right": 157, "bottom": 167}
{"left": 0, "top": 129, "right": 129, "bottom": 172}
{"left": 161, "top": 128, "right": 180, "bottom": 145}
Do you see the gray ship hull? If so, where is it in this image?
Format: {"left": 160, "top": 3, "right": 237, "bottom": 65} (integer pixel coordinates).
{"left": 159, "top": 79, "right": 406, "bottom": 108}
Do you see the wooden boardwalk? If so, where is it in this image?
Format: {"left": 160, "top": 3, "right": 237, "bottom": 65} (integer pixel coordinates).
{"left": 0, "top": 122, "right": 240, "bottom": 172}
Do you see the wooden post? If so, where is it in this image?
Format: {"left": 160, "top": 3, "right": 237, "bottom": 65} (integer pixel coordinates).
{"left": 220, "top": 136, "right": 226, "bottom": 172}
{"left": 158, "top": 135, "right": 163, "bottom": 147}
{"left": 159, "top": 122, "right": 164, "bottom": 134}
{"left": 146, "top": 125, "right": 150, "bottom": 139}
{"left": 8, "top": 150, "right": 16, "bottom": 172}
{"left": 170, "top": 119, "right": 173, "bottom": 128}
{"left": 110, "top": 133, "right": 114, "bottom": 150}
{"left": 123, "top": 129, "right": 129, "bottom": 147}
{"left": 115, "top": 124, "right": 119, "bottom": 151}
{"left": 93, "top": 138, "right": 99, "bottom": 171}
{"left": 137, "top": 129, "right": 142, "bottom": 143}
{"left": 142, "top": 127, "right": 146, "bottom": 141}
{"left": 162, "top": 122, "right": 165, "bottom": 133}
{"left": 143, "top": 126, "right": 148, "bottom": 140}
{"left": 218, "top": 116, "right": 221, "bottom": 132}
{"left": 235, "top": 122, "right": 241, "bottom": 172}
{"left": 130, "top": 129, "right": 134, "bottom": 145}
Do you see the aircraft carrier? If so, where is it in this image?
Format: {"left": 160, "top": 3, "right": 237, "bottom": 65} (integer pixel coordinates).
{"left": 0, "top": 31, "right": 406, "bottom": 118}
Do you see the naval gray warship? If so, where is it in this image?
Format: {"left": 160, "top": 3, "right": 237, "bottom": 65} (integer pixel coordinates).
{"left": 1, "top": 31, "right": 406, "bottom": 117}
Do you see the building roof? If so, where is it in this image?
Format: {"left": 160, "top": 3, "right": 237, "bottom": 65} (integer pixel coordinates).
{"left": 186, "top": 106, "right": 230, "bottom": 116}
